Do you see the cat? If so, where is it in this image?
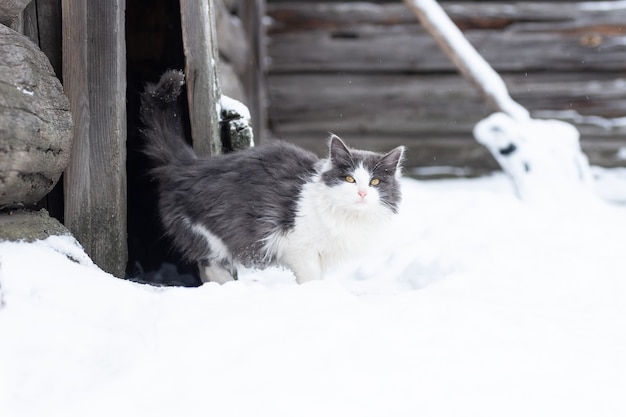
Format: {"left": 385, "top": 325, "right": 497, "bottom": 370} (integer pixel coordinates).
{"left": 140, "top": 70, "right": 405, "bottom": 284}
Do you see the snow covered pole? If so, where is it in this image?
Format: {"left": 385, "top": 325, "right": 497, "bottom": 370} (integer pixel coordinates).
{"left": 403, "top": 0, "right": 529, "bottom": 121}
{"left": 403, "top": 0, "right": 593, "bottom": 201}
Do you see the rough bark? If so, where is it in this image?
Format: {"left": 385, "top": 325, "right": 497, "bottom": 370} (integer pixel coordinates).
{"left": 0, "top": 0, "right": 32, "bottom": 27}
{"left": 0, "top": 23, "right": 72, "bottom": 209}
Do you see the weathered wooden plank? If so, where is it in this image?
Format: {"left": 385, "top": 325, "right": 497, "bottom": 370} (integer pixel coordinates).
{"left": 219, "top": 59, "right": 246, "bottom": 102}
{"left": 0, "top": 0, "right": 31, "bottom": 27}
{"left": 62, "top": 0, "right": 127, "bottom": 277}
{"left": 239, "top": 0, "right": 267, "bottom": 142}
{"left": 32, "top": 0, "right": 62, "bottom": 76}
{"left": 280, "top": 129, "right": 626, "bottom": 175}
{"left": 180, "top": 0, "right": 222, "bottom": 156}
{"left": 269, "top": 70, "right": 626, "bottom": 169}
{"left": 266, "top": 2, "right": 626, "bottom": 73}
{"left": 269, "top": 72, "right": 626, "bottom": 135}
{"left": 216, "top": 0, "right": 249, "bottom": 77}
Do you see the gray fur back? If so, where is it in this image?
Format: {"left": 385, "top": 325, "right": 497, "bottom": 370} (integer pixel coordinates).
{"left": 156, "top": 141, "right": 320, "bottom": 267}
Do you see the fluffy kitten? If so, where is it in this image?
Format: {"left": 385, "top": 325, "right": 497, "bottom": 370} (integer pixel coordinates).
{"left": 140, "top": 70, "right": 405, "bottom": 284}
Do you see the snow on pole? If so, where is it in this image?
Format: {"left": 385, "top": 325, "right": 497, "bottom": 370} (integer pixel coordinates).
{"left": 403, "top": 0, "right": 593, "bottom": 201}
{"left": 403, "top": 0, "right": 529, "bottom": 121}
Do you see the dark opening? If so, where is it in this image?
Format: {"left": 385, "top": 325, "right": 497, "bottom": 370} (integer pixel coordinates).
{"left": 125, "top": 0, "right": 201, "bottom": 286}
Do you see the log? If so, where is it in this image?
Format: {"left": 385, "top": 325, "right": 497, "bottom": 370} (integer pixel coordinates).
{"left": 219, "top": 59, "right": 246, "bottom": 102}
{"left": 0, "top": 208, "right": 70, "bottom": 242}
{"left": 269, "top": 72, "right": 626, "bottom": 136}
{"left": 180, "top": 0, "right": 222, "bottom": 156}
{"left": 266, "top": 1, "right": 626, "bottom": 170}
{"left": 62, "top": 0, "right": 127, "bottom": 277}
{"left": 268, "top": 72, "right": 626, "bottom": 168}
{"left": 239, "top": 0, "right": 268, "bottom": 142}
{"left": 267, "top": 2, "right": 626, "bottom": 73}
{"left": 403, "top": 0, "right": 528, "bottom": 120}
{"left": 216, "top": 0, "right": 249, "bottom": 77}
{"left": 0, "top": 24, "right": 72, "bottom": 209}
{"left": 0, "top": 0, "right": 31, "bottom": 27}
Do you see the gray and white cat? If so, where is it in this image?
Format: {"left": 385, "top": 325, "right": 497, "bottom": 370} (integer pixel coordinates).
{"left": 140, "top": 70, "right": 405, "bottom": 284}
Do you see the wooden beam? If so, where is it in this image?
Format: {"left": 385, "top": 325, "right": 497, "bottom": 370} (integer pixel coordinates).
{"left": 62, "top": 0, "right": 127, "bottom": 277}
{"left": 180, "top": 0, "right": 222, "bottom": 156}
{"left": 0, "top": 0, "right": 32, "bottom": 28}
{"left": 239, "top": 0, "right": 268, "bottom": 143}
{"left": 268, "top": 71, "right": 626, "bottom": 161}
{"left": 266, "top": 2, "right": 626, "bottom": 73}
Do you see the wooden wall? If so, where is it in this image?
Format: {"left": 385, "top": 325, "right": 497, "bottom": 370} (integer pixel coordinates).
{"left": 3, "top": 0, "right": 267, "bottom": 279}
{"left": 62, "top": 0, "right": 128, "bottom": 277}
{"left": 265, "top": 1, "right": 626, "bottom": 174}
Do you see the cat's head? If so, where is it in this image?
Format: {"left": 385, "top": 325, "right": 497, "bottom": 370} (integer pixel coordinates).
{"left": 320, "top": 134, "right": 405, "bottom": 214}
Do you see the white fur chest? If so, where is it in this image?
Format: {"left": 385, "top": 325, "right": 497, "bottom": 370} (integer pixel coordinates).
{"left": 278, "top": 178, "right": 394, "bottom": 283}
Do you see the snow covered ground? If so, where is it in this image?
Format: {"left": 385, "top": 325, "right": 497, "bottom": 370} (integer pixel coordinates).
{"left": 1, "top": 171, "right": 625, "bottom": 417}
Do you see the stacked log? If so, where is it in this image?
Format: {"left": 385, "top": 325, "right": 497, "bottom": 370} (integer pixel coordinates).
{"left": 266, "top": 1, "right": 626, "bottom": 173}
{"left": 0, "top": 22, "right": 72, "bottom": 209}
{"left": 0, "top": 0, "right": 30, "bottom": 28}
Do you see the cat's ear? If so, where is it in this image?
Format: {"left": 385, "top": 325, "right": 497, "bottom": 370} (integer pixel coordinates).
{"left": 380, "top": 146, "right": 406, "bottom": 176}
{"left": 328, "top": 134, "right": 352, "bottom": 165}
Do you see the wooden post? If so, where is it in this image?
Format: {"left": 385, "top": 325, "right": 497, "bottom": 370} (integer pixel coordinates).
{"left": 0, "top": 0, "right": 32, "bottom": 29}
{"left": 403, "top": 0, "right": 529, "bottom": 121}
{"left": 62, "top": 0, "right": 127, "bottom": 277}
{"left": 180, "top": 0, "right": 222, "bottom": 156}
{"left": 239, "top": 0, "right": 267, "bottom": 143}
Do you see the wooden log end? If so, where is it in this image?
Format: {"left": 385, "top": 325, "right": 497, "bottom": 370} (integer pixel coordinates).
{"left": 0, "top": 24, "right": 73, "bottom": 209}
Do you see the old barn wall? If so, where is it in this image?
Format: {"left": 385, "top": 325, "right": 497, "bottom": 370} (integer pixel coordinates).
{"left": 265, "top": 1, "right": 626, "bottom": 175}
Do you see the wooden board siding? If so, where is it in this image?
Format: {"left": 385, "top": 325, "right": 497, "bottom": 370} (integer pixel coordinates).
{"left": 180, "top": 0, "right": 222, "bottom": 156}
{"left": 267, "top": 2, "right": 626, "bottom": 73}
{"left": 62, "top": 0, "right": 127, "bottom": 277}
{"left": 266, "top": 1, "right": 626, "bottom": 171}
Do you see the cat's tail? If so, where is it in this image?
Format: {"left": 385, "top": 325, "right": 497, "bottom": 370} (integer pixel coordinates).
{"left": 139, "top": 69, "right": 196, "bottom": 167}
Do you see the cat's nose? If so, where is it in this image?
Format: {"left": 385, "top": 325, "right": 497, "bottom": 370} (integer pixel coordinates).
{"left": 358, "top": 189, "right": 368, "bottom": 199}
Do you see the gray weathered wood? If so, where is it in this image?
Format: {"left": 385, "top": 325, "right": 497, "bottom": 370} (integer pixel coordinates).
{"left": 268, "top": 72, "right": 626, "bottom": 168}
{"left": 267, "top": 2, "right": 626, "bottom": 73}
{"left": 0, "top": 24, "right": 72, "bottom": 208}
{"left": 269, "top": 72, "right": 626, "bottom": 134}
{"left": 216, "top": 0, "right": 249, "bottom": 77}
{"left": 266, "top": 1, "right": 626, "bottom": 170}
{"left": 0, "top": 0, "right": 31, "bottom": 27}
{"left": 403, "top": 0, "right": 528, "bottom": 120}
{"left": 239, "top": 0, "right": 267, "bottom": 142}
{"left": 180, "top": 0, "right": 222, "bottom": 156}
{"left": 62, "top": 0, "right": 127, "bottom": 277}
{"left": 219, "top": 59, "right": 246, "bottom": 102}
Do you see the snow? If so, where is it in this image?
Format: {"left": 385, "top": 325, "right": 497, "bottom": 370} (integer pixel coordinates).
{"left": 2, "top": 173, "right": 626, "bottom": 417}
{"left": 579, "top": 0, "right": 626, "bottom": 11}
{"left": 474, "top": 112, "right": 593, "bottom": 201}
{"left": 534, "top": 110, "right": 626, "bottom": 131}
{"left": 221, "top": 94, "right": 251, "bottom": 121}
{"left": 406, "top": 0, "right": 593, "bottom": 202}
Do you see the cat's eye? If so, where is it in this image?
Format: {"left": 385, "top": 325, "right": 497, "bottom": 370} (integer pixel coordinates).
{"left": 345, "top": 175, "right": 355, "bottom": 183}
{"left": 370, "top": 178, "right": 380, "bottom": 186}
